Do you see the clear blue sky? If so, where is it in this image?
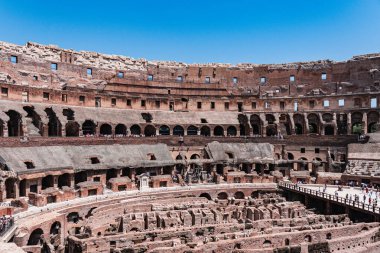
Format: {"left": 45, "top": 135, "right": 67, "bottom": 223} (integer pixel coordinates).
{"left": 0, "top": 0, "right": 379, "bottom": 64}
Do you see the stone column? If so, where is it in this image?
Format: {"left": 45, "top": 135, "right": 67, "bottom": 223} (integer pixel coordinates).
{"left": 347, "top": 112, "right": 352, "bottom": 134}
{"left": 363, "top": 112, "right": 368, "bottom": 134}
{"left": 303, "top": 113, "right": 309, "bottom": 134}
{"left": 288, "top": 113, "right": 295, "bottom": 135}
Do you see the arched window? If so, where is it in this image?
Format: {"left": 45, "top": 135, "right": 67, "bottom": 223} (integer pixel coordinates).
{"left": 200, "top": 126, "right": 210, "bottom": 136}
{"left": 173, "top": 125, "right": 184, "bottom": 136}
{"left": 159, "top": 125, "right": 170, "bottom": 135}
{"left": 28, "top": 228, "right": 44, "bottom": 245}
{"left": 115, "top": 124, "right": 127, "bottom": 135}
{"left": 144, "top": 125, "right": 156, "bottom": 137}
{"left": 130, "top": 125, "right": 141, "bottom": 135}
{"left": 227, "top": 126, "right": 237, "bottom": 136}
{"left": 187, "top": 125, "right": 198, "bottom": 135}
{"left": 217, "top": 192, "right": 228, "bottom": 200}
{"left": 213, "top": 126, "right": 224, "bottom": 136}
{"left": 82, "top": 120, "right": 96, "bottom": 135}
{"left": 65, "top": 121, "right": 80, "bottom": 137}
{"left": 100, "top": 124, "right": 112, "bottom": 136}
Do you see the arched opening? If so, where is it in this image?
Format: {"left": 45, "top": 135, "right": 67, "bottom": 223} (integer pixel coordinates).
{"left": 75, "top": 171, "right": 87, "bottom": 185}
{"left": 45, "top": 108, "right": 62, "bottom": 137}
{"left": 213, "top": 126, "right": 224, "bottom": 136}
{"left": 19, "top": 179, "right": 26, "bottom": 197}
{"left": 144, "top": 125, "right": 156, "bottom": 136}
{"left": 130, "top": 124, "right": 141, "bottom": 135}
{"left": 23, "top": 106, "right": 43, "bottom": 136}
{"left": 99, "top": 123, "right": 112, "bottom": 136}
{"left": 250, "top": 114, "right": 262, "bottom": 135}
{"left": 115, "top": 124, "right": 127, "bottom": 135}
{"left": 67, "top": 212, "right": 80, "bottom": 223}
{"left": 65, "top": 121, "right": 80, "bottom": 137}
{"left": 298, "top": 158, "right": 308, "bottom": 171}
{"left": 285, "top": 238, "right": 290, "bottom": 246}
{"left": 159, "top": 125, "right": 170, "bottom": 135}
{"left": 28, "top": 228, "right": 44, "bottom": 245}
{"left": 199, "top": 193, "right": 212, "bottom": 200}
{"left": 58, "top": 173, "right": 71, "bottom": 188}
{"left": 337, "top": 113, "right": 348, "bottom": 135}
{"left": 173, "top": 125, "right": 184, "bottom": 136}
{"left": 50, "top": 221, "right": 61, "bottom": 235}
{"left": 307, "top": 114, "right": 320, "bottom": 134}
{"left": 227, "top": 126, "right": 237, "bottom": 136}
{"left": 234, "top": 191, "right": 245, "bottom": 199}
{"left": 200, "top": 126, "right": 210, "bottom": 136}
{"left": 287, "top": 153, "right": 294, "bottom": 160}
{"left": 263, "top": 240, "right": 272, "bottom": 248}
{"left": 190, "top": 154, "right": 200, "bottom": 159}
{"left": 106, "top": 168, "right": 118, "bottom": 181}
{"left": 187, "top": 125, "right": 198, "bottom": 135}
{"left": 351, "top": 112, "right": 363, "bottom": 134}
{"left": 304, "top": 235, "right": 312, "bottom": 242}
{"left": 217, "top": 192, "right": 228, "bottom": 200}
{"left": 238, "top": 114, "right": 250, "bottom": 136}
{"left": 5, "top": 178, "right": 16, "bottom": 199}
{"left": 6, "top": 110, "right": 23, "bottom": 136}
{"left": 82, "top": 120, "right": 96, "bottom": 135}
{"left": 251, "top": 191, "right": 259, "bottom": 198}
{"left": 326, "top": 233, "right": 332, "bottom": 240}
{"left": 294, "top": 114, "right": 305, "bottom": 135}
{"left": 367, "top": 111, "right": 379, "bottom": 133}
{"left": 41, "top": 175, "right": 54, "bottom": 190}
{"left": 324, "top": 125, "right": 334, "bottom": 135}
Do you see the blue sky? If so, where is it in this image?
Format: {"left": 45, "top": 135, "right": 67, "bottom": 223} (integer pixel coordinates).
{"left": 0, "top": 0, "right": 379, "bottom": 64}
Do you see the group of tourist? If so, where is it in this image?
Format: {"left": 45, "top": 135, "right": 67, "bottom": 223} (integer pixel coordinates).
{"left": 0, "top": 215, "right": 14, "bottom": 236}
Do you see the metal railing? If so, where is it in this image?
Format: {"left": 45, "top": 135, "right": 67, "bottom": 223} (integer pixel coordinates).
{"left": 279, "top": 181, "right": 380, "bottom": 214}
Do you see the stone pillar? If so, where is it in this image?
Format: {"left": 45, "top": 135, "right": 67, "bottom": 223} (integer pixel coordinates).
{"left": 37, "top": 178, "right": 42, "bottom": 194}
{"left": 42, "top": 124, "right": 49, "bottom": 137}
{"left": 156, "top": 128, "right": 160, "bottom": 136}
{"left": 2, "top": 122, "right": 8, "bottom": 137}
{"left": 70, "top": 174, "right": 75, "bottom": 188}
{"left": 303, "top": 113, "right": 309, "bottom": 134}
{"left": 347, "top": 112, "right": 352, "bottom": 134}
{"left": 363, "top": 112, "right": 368, "bottom": 134}
{"left": 61, "top": 124, "right": 66, "bottom": 137}
{"left": 332, "top": 113, "right": 337, "bottom": 135}
{"left": 289, "top": 113, "right": 295, "bottom": 135}
{"left": 53, "top": 176, "right": 58, "bottom": 188}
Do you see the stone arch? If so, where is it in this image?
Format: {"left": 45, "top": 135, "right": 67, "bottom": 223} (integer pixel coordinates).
{"left": 115, "top": 124, "right": 127, "bottom": 135}
{"left": 6, "top": 110, "right": 23, "bottom": 136}
{"left": 5, "top": 178, "right": 17, "bottom": 199}
{"left": 190, "top": 154, "right": 200, "bottom": 159}
{"left": 337, "top": 113, "right": 348, "bottom": 135}
{"left": 65, "top": 121, "right": 80, "bottom": 137}
{"left": 50, "top": 221, "right": 61, "bottom": 235}
{"left": 238, "top": 114, "right": 250, "bottom": 136}
{"left": 298, "top": 157, "right": 308, "bottom": 171}
{"left": 294, "top": 114, "right": 305, "bottom": 135}
{"left": 45, "top": 108, "right": 62, "bottom": 137}
{"left": 213, "top": 126, "right": 224, "bottom": 136}
{"left": 324, "top": 125, "right": 334, "bottom": 135}
{"left": 173, "top": 125, "right": 184, "bottom": 136}
{"left": 287, "top": 153, "right": 294, "bottom": 160}
{"left": 351, "top": 112, "right": 363, "bottom": 134}
{"left": 227, "top": 126, "right": 237, "bottom": 136}
{"left": 82, "top": 120, "right": 96, "bottom": 135}
{"left": 367, "top": 111, "right": 379, "bottom": 133}
{"left": 250, "top": 114, "right": 262, "bottom": 135}
{"left": 200, "top": 126, "right": 210, "bottom": 136}
{"left": 199, "top": 193, "right": 212, "bottom": 200}
{"left": 67, "top": 212, "right": 80, "bottom": 223}
{"left": 304, "top": 235, "right": 312, "bottom": 242}
{"left": 308, "top": 113, "right": 320, "bottom": 134}
{"left": 58, "top": 173, "right": 71, "bottom": 188}
{"left": 42, "top": 175, "right": 54, "bottom": 190}
{"left": 217, "top": 192, "right": 228, "bottom": 200}
{"left": 326, "top": 233, "right": 332, "bottom": 240}
{"left": 187, "top": 125, "right": 198, "bottom": 135}
{"left": 28, "top": 228, "right": 44, "bottom": 245}
{"left": 0, "top": 119, "right": 4, "bottom": 137}
{"left": 130, "top": 124, "right": 141, "bottom": 135}
{"left": 285, "top": 238, "right": 290, "bottom": 246}
{"left": 234, "top": 191, "right": 245, "bottom": 199}
{"left": 322, "top": 113, "right": 334, "bottom": 123}
{"left": 263, "top": 240, "right": 272, "bottom": 248}
{"left": 23, "top": 106, "right": 43, "bottom": 135}
{"left": 279, "top": 114, "right": 292, "bottom": 135}
{"left": 159, "top": 125, "right": 170, "bottom": 135}
{"left": 99, "top": 123, "right": 112, "bottom": 136}
{"left": 144, "top": 125, "right": 156, "bottom": 136}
